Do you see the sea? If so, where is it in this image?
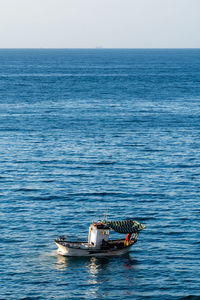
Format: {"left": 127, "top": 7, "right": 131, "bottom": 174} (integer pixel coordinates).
{"left": 0, "top": 49, "right": 200, "bottom": 299}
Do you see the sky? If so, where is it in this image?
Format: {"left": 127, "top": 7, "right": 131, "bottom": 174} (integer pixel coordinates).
{"left": 0, "top": 0, "right": 199, "bottom": 48}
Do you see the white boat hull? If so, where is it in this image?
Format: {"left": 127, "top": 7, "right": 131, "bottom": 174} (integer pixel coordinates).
{"left": 55, "top": 241, "right": 133, "bottom": 257}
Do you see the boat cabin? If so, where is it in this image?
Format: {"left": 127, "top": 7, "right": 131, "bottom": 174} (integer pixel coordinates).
{"left": 88, "top": 222, "right": 110, "bottom": 249}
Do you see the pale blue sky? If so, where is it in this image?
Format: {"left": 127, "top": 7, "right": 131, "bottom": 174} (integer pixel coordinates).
{"left": 0, "top": 0, "right": 199, "bottom": 48}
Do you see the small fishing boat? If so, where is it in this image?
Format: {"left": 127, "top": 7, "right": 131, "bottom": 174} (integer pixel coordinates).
{"left": 55, "top": 219, "right": 145, "bottom": 257}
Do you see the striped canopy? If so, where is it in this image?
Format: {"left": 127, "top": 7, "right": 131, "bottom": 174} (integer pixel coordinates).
{"left": 104, "top": 220, "right": 146, "bottom": 234}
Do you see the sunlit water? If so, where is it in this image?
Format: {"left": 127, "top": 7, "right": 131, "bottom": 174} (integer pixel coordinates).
{"left": 0, "top": 49, "right": 200, "bottom": 299}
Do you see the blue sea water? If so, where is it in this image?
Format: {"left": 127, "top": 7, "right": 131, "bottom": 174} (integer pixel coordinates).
{"left": 0, "top": 49, "right": 200, "bottom": 299}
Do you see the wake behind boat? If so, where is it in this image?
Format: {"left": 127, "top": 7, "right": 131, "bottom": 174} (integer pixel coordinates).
{"left": 55, "top": 219, "right": 146, "bottom": 257}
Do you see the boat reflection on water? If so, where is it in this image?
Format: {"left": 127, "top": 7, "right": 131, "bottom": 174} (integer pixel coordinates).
{"left": 56, "top": 253, "right": 138, "bottom": 273}
{"left": 55, "top": 254, "right": 139, "bottom": 298}
{"left": 55, "top": 255, "right": 111, "bottom": 272}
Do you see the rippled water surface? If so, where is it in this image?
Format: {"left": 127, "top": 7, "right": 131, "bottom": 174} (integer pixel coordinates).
{"left": 0, "top": 49, "right": 200, "bottom": 299}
